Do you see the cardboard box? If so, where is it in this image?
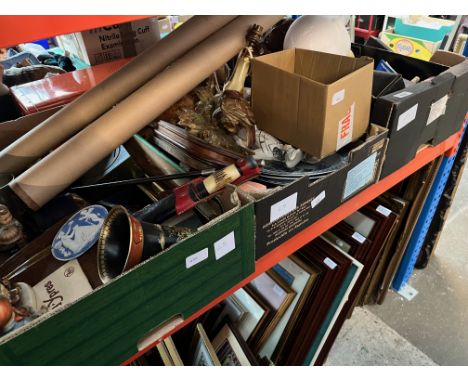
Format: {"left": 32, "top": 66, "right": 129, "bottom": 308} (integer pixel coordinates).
{"left": 380, "top": 29, "right": 441, "bottom": 61}
{"left": 252, "top": 49, "right": 374, "bottom": 158}
{"left": 430, "top": 52, "right": 468, "bottom": 143}
{"left": 254, "top": 125, "right": 388, "bottom": 258}
{"left": 394, "top": 16, "right": 455, "bottom": 43}
{"left": 351, "top": 43, "right": 461, "bottom": 178}
{"left": 0, "top": 110, "right": 256, "bottom": 365}
{"left": 157, "top": 16, "right": 172, "bottom": 38}
{"left": 56, "top": 17, "right": 161, "bottom": 66}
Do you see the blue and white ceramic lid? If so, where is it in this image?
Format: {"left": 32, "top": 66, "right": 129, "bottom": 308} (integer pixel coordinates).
{"left": 52, "top": 205, "right": 108, "bottom": 261}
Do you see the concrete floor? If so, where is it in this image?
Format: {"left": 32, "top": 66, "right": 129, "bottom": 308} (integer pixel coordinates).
{"left": 326, "top": 164, "right": 468, "bottom": 366}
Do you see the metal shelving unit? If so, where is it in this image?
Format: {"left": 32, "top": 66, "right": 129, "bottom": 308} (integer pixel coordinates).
{"left": 0, "top": 15, "right": 464, "bottom": 366}
{"left": 123, "top": 129, "right": 462, "bottom": 365}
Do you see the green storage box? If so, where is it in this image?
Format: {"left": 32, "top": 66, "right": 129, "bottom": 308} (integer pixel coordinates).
{"left": 0, "top": 189, "right": 255, "bottom": 365}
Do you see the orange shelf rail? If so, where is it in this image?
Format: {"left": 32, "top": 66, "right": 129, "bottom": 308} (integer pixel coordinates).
{"left": 0, "top": 16, "right": 150, "bottom": 48}
{"left": 122, "top": 129, "right": 462, "bottom": 365}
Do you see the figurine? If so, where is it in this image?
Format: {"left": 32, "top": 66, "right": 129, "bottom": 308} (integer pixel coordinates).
{"left": 0, "top": 281, "right": 41, "bottom": 336}
{"left": 235, "top": 127, "right": 304, "bottom": 169}
{"left": 0, "top": 204, "right": 25, "bottom": 255}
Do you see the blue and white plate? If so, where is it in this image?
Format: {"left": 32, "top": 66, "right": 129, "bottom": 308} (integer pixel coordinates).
{"left": 52, "top": 205, "right": 108, "bottom": 261}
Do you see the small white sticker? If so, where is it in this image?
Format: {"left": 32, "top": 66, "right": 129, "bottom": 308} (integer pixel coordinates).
{"left": 336, "top": 103, "right": 355, "bottom": 151}
{"left": 376, "top": 205, "right": 392, "bottom": 217}
{"left": 272, "top": 284, "right": 286, "bottom": 298}
{"left": 186, "top": 248, "right": 209, "bottom": 269}
{"left": 324, "top": 257, "right": 337, "bottom": 270}
{"left": 310, "top": 190, "right": 326, "bottom": 209}
{"left": 352, "top": 231, "right": 366, "bottom": 243}
{"left": 270, "top": 192, "right": 298, "bottom": 222}
{"left": 332, "top": 89, "right": 345, "bottom": 105}
{"left": 214, "top": 231, "right": 236, "bottom": 260}
{"left": 427, "top": 95, "right": 449, "bottom": 125}
{"left": 397, "top": 104, "right": 418, "bottom": 131}
{"left": 393, "top": 91, "right": 413, "bottom": 99}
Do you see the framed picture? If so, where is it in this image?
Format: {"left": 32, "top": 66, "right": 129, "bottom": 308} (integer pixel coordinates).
{"left": 190, "top": 323, "right": 221, "bottom": 366}
{"left": 275, "top": 238, "right": 352, "bottom": 365}
{"left": 212, "top": 322, "right": 258, "bottom": 366}
{"left": 258, "top": 254, "right": 321, "bottom": 360}
{"left": 247, "top": 270, "right": 296, "bottom": 353}
{"left": 163, "top": 336, "right": 184, "bottom": 366}
{"left": 157, "top": 342, "right": 174, "bottom": 366}
{"left": 211, "top": 294, "right": 248, "bottom": 335}
{"left": 231, "top": 287, "right": 270, "bottom": 341}
{"left": 329, "top": 222, "right": 372, "bottom": 263}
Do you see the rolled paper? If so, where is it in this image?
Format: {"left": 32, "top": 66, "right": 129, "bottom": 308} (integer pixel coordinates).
{"left": 0, "top": 16, "right": 237, "bottom": 175}
{"left": 10, "top": 16, "right": 282, "bottom": 210}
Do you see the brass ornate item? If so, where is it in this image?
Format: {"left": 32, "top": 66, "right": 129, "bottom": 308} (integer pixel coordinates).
{"left": 0, "top": 204, "right": 25, "bottom": 255}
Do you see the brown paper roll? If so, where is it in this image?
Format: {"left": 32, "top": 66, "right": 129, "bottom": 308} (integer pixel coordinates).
{"left": 10, "top": 16, "right": 283, "bottom": 210}
{"left": 0, "top": 16, "right": 237, "bottom": 175}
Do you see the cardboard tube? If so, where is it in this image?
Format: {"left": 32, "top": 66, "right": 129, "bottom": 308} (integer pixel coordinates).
{"left": 10, "top": 16, "right": 283, "bottom": 211}
{"left": 0, "top": 16, "right": 237, "bottom": 175}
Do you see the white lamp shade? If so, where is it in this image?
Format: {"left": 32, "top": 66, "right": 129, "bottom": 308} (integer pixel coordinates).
{"left": 284, "top": 15, "right": 351, "bottom": 56}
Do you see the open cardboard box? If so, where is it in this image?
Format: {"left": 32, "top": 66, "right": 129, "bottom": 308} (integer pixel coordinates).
{"left": 0, "top": 110, "right": 256, "bottom": 365}
{"left": 252, "top": 49, "right": 373, "bottom": 159}
{"left": 246, "top": 124, "right": 388, "bottom": 259}
{"left": 352, "top": 43, "right": 468, "bottom": 178}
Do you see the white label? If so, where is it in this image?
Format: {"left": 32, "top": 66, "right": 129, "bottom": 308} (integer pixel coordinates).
{"left": 332, "top": 89, "right": 345, "bottom": 105}
{"left": 272, "top": 284, "right": 286, "bottom": 298}
{"left": 186, "top": 248, "right": 209, "bottom": 269}
{"left": 33, "top": 260, "right": 92, "bottom": 312}
{"left": 214, "top": 231, "right": 236, "bottom": 260}
{"left": 376, "top": 205, "right": 392, "bottom": 217}
{"left": 343, "top": 152, "right": 378, "bottom": 200}
{"left": 393, "top": 91, "right": 413, "bottom": 99}
{"left": 310, "top": 190, "right": 326, "bottom": 209}
{"left": 324, "top": 257, "right": 337, "bottom": 270}
{"left": 427, "top": 95, "right": 449, "bottom": 125}
{"left": 352, "top": 231, "right": 366, "bottom": 243}
{"left": 397, "top": 103, "right": 418, "bottom": 131}
{"left": 270, "top": 192, "right": 298, "bottom": 223}
{"left": 336, "top": 103, "right": 355, "bottom": 151}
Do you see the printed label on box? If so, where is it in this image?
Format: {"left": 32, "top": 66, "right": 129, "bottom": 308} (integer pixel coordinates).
{"left": 332, "top": 89, "right": 345, "bottom": 105}
{"left": 393, "top": 91, "right": 413, "bottom": 99}
{"left": 310, "top": 190, "right": 326, "bottom": 209}
{"left": 33, "top": 260, "right": 92, "bottom": 312}
{"left": 397, "top": 104, "right": 418, "bottom": 131}
{"left": 352, "top": 231, "right": 366, "bottom": 243}
{"left": 324, "top": 257, "right": 338, "bottom": 270}
{"left": 427, "top": 95, "right": 448, "bottom": 125}
{"left": 376, "top": 205, "right": 392, "bottom": 217}
{"left": 214, "top": 231, "right": 236, "bottom": 260}
{"left": 336, "top": 103, "right": 355, "bottom": 151}
{"left": 270, "top": 192, "right": 298, "bottom": 223}
{"left": 186, "top": 248, "right": 209, "bottom": 269}
{"left": 343, "top": 152, "right": 378, "bottom": 200}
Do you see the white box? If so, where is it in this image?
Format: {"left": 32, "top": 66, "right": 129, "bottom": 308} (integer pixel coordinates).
{"left": 56, "top": 17, "right": 161, "bottom": 66}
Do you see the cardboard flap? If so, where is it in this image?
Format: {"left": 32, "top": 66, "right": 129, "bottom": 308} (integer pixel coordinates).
{"left": 295, "top": 49, "right": 372, "bottom": 85}
{"left": 254, "top": 49, "right": 296, "bottom": 73}
{"left": 430, "top": 50, "right": 466, "bottom": 66}
{"left": 352, "top": 43, "right": 448, "bottom": 80}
